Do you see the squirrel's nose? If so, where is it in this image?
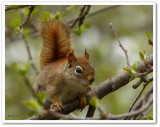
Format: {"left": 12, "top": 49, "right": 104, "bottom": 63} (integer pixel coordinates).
{"left": 89, "top": 77, "right": 94, "bottom": 83}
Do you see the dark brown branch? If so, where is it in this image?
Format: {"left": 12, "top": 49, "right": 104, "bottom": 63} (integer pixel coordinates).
{"left": 86, "top": 105, "right": 96, "bottom": 118}
{"left": 132, "top": 80, "right": 143, "bottom": 89}
{"left": 70, "top": 5, "right": 91, "bottom": 28}
{"left": 19, "top": 5, "right": 35, "bottom": 29}
{"left": 5, "top": 5, "right": 30, "bottom": 11}
{"left": 27, "top": 54, "right": 153, "bottom": 120}
{"left": 109, "top": 23, "right": 131, "bottom": 69}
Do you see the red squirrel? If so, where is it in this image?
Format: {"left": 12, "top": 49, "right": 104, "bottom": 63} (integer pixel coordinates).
{"left": 34, "top": 21, "right": 95, "bottom": 111}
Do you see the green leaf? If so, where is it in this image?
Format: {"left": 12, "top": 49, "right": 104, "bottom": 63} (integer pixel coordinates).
{"left": 89, "top": 96, "right": 100, "bottom": 108}
{"left": 139, "top": 51, "right": 147, "bottom": 62}
{"left": 145, "top": 32, "right": 153, "bottom": 46}
{"left": 23, "top": 98, "right": 43, "bottom": 113}
{"left": 23, "top": 100, "right": 37, "bottom": 110}
{"left": 123, "top": 67, "right": 132, "bottom": 74}
{"left": 27, "top": 110, "right": 37, "bottom": 116}
{"left": 12, "top": 62, "right": 31, "bottom": 76}
{"left": 41, "top": 12, "right": 50, "bottom": 22}
{"left": 131, "top": 61, "right": 139, "bottom": 71}
{"left": 74, "top": 24, "right": 90, "bottom": 36}
{"left": 53, "top": 11, "right": 61, "bottom": 21}
{"left": 145, "top": 32, "right": 151, "bottom": 40}
{"left": 74, "top": 29, "right": 83, "bottom": 36}
{"left": 81, "top": 24, "right": 90, "bottom": 30}
{"left": 37, "top": 92, "right": 47, "bottom": 102}
{"left": 134, "top": 61, "right": 139, "bottom": 68}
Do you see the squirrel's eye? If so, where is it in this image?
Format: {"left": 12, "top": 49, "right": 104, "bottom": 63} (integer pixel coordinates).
{"left": 75, "top": 66, "right": 82, "bottom": 74}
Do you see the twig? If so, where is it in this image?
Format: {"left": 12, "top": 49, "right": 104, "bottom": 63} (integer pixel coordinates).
{"left": 106, "top": 94, "right": 153, "bottom": 120}
{"left": 19, "top": 5, "right": 35, "bottom": 29}
{"left": 19, "top": 6, "right": 39, "bottom": 75}
{"left": 67, "top": 5, "right": 120, "bottom": 24}
{"left": 109, "top": 23, "right": 131, "bottom": 69}
{"left": 21, "top": 30, "right": 39, "bottom": 75}
{"left": 125, "top": 80, "right": 153, "bottom": 120}
{"left": 138, "top": 66, "right": 153, "bottom": 77}
{"left": 5, "top": 5, "right": 30, "bottom": 11}
{"left": 127, "top": 85, "right": 147, "bottom": 114}
{"left": 70, "top": 5, "right": 91, "bottom": 28}
{"left": 132, "top": 80, "right": 143, "bottom": 89}
{"left": 132, "top": 85, "right": 153, "bottom": 111}
{"left": 97, "top": 107, "right": 107, "bottom": 119}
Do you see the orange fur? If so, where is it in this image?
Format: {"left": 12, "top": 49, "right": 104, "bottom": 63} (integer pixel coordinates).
{"left": 38, "top": 21, "right": 73, "bottom": 70}
{"left": 77, "top": 57, "right": 89, "bottom": 64}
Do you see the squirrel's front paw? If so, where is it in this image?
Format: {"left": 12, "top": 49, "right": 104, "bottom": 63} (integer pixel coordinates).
{"left": 50, "top": 101, "right": 64, "bottom": 111}
{"left": 78, "top": 95, "right": 87, "bottom": 111}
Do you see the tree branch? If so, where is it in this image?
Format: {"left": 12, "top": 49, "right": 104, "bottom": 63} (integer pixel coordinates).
{"left": 19, "top": 6, "right": 39, "bottom": 75}
{"left": 128, "top": 77, "right": 153, "bottom": 113}
{"left": 109, "top": 23, "right": 131, "bottom": 69}
{"left": 125, "top": 85, "right": 153, "bottom": 120}
{"left": 27, "top": 54, "right": 153, "bottom": 120}
{"left": 70, "top": 5, "right": 91, "bottom": 28}
{"left": 5, "top": 5, "right": 30, "bottom": 11}
{"left": 67, "top": 5, "right": 120, "bottom": 24}
{"left": 21, "top": 29, "right": 39, "bottom": 75}
{"left": 19, "top": 5, "right": 35, "bottom": 29}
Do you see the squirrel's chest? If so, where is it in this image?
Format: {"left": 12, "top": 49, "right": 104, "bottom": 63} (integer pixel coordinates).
{"left": 59, "top": 82, "right": 85, "bottom": 103}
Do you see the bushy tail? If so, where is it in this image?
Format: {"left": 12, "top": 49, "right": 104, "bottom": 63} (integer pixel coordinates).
{"left": 38, "top": 21, "right": 73, "bottom": 70}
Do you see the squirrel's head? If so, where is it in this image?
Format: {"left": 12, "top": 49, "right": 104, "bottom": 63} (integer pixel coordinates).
{"left": 65, "top": 49, "right": 95, "bottom": 86}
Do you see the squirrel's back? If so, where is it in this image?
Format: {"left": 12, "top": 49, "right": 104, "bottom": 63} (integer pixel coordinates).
{"left": 38, "top": 21, "right": 73, "bottom": 70}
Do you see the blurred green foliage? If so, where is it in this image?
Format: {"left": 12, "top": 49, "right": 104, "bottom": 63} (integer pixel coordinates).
{"left": 89, "top": 96, "right": 100, "bottom": 108}
{"left": 74, "top": 24, "right": 91, "bottom": 36}
{"left": 5, "top": 5, "right": 153, "bottom": 120}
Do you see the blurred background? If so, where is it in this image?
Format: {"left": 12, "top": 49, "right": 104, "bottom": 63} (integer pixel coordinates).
{"left": 5, "top": 5, "right": 153, "bottom": 120}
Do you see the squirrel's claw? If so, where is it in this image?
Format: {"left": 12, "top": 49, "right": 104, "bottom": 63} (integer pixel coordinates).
{"left": 50, "top": 101, "right": 64, "bottom": 111}
{"left": 78, "top": 95, "right": 87, "bottom": 111}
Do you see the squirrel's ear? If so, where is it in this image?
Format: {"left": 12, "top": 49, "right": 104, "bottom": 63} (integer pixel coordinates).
{"left": 84, "top": 49, "right": 89, "bottom": 60}
{"left": 67, "top": 50, "right": 76, "bottom": 63}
